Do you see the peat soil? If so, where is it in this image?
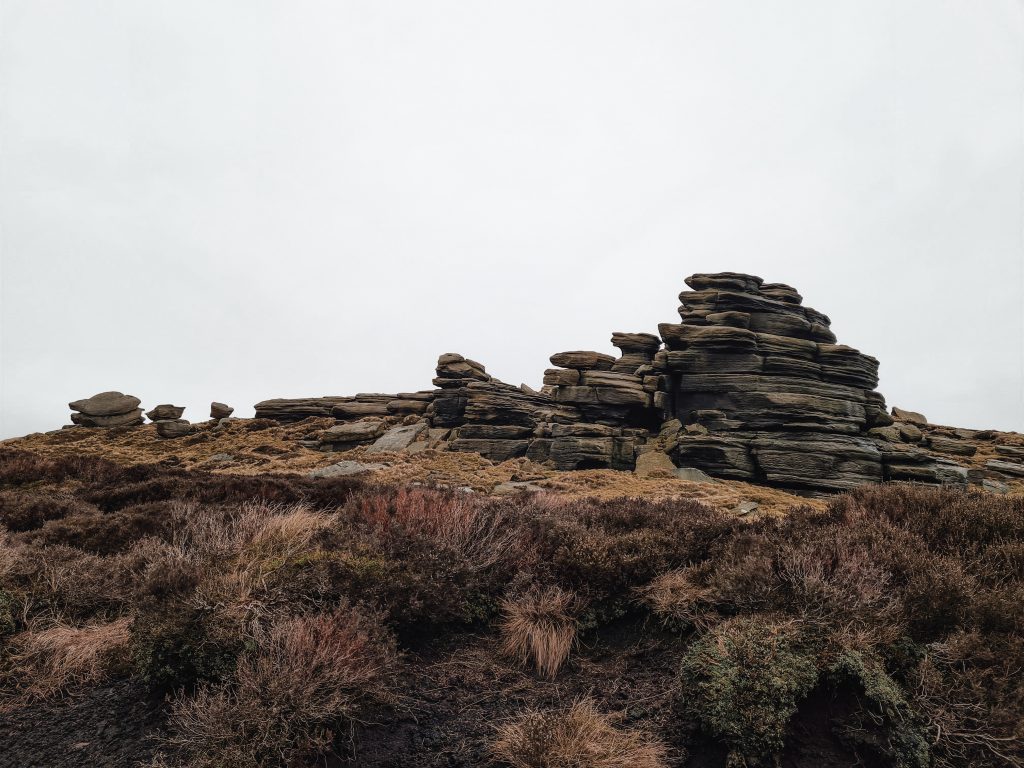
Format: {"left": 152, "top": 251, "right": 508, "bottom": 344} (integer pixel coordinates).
{"left": 0, "top": 678, "right": 163, "bottom": 768}
{"left": 335, "top": 620, "right": 872, "bottom": 768}
{"left": 0, "top": 621, "right": 876, "bottom": 768}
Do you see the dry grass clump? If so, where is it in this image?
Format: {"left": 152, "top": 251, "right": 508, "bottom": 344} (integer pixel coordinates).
{"left": 492, "top": 698, "right": 669, "bottom": 768}
{"left": 162, "top": 608, "right": 396, "bottom": 768}
{"left": 638, "top": 568, "right": 716, "bottom": 631}
{"left": 499, "top": 587, "right": 579, "bottom": 678}
{"left": 3, "top": 617, "right": 130, "bottom": 704}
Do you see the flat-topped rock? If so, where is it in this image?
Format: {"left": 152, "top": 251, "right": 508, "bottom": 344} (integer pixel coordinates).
{"left": 146, "top": 404, "right": 185, "bottom": 421}
{"left": 69, "top": 391, "right": 141, "bottom": 417}
{"left": 549, "top": 351, "right": 616, "bottom": 371}
{"left": 685, "top": 272, "right": 763, "bottom": 293}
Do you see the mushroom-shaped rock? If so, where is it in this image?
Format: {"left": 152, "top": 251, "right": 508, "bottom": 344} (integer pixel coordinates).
{"left": 69, "top": 391, "right": 141, "bottom": 417}
{"left": 210, "top": 402, "right": 234, "bottom": 419}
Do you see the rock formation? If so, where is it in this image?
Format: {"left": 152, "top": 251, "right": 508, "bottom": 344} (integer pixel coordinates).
{"left": 247, "top": 271, "right": 1006, "bottom": 494}
{"left": 69, "top": 392, "right": 143, "bottom": 428}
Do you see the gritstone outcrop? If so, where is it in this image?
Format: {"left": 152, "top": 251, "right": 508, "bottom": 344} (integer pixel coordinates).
{"left": 249, "top": 272, "right": 998, "bottom": 494}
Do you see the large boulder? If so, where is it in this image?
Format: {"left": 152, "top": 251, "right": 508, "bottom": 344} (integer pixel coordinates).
{"left": 69, "top": 391, "right": 141, "bottom": 417}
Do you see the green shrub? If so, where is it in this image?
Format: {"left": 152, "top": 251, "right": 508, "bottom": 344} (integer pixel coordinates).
{"left": 678, "top": 617, "right": 818, "bottom": 766}
{"left": 131, "top": 600, "right": 243, "bottom": 692}
{"left": 827, "top": 649, "right": 930, "bottom": 768}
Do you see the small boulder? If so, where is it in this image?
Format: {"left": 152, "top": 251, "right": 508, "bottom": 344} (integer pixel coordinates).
{"left": 891, "top": 407, "right": 927, "bottom": 426}
{"left": 146, "top": 404, "right": 185, "bottom": 421}
{"left": 155, "top": 419, "right": 192, "bottom": 439}
{"left": 210, "top": 402, "right": 234, "bottom": 419}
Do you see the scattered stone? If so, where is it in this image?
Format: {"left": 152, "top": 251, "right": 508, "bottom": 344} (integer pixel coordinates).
{"left": 146, "top": 404, "right": 185, "bottom": 421}
{"left": 210, "top": 402, "right": 234, "bottom": 419}
{"left": 897, "top": 423, "right": 924, "bottom": 442}
{"left": 69, "top": 392, "right": 143, "bottom": 428}
{"left": 308, "top": 460, "right": 386, "bottom": 478}
{"left": 981, "top": 478, "right": 1010, "bottom": 494}
{"left": 674, "top": 467, "right": 714, "bottom": 483}
{"left": 733, "top": 500, "right": 760, "bottom": 516}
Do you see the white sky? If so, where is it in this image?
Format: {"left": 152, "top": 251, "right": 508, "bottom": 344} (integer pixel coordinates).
{"left": 1, "top": 1, "right": 1022, "bottom": 437}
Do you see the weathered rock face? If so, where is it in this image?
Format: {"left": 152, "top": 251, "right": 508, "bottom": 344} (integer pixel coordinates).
{"left": 251, "top": 271, "right": 992, "bottom": 493}
{"left": 650, "top": 272, "right": 962, "bottom": 493}
{"left": 69, "top": 392, "right": 143, "bottom": 428}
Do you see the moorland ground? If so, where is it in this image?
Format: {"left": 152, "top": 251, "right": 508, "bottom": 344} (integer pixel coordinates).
{"left": 0, "top": 422, "right": 1021, "bottom": 768}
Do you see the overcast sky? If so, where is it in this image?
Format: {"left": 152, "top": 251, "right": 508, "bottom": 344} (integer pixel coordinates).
{"left": 1, "top": 1, "right": 1022, "bottom": 438}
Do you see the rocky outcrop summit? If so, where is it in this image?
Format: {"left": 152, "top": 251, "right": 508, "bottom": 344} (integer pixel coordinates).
{"left": 69, "top": 392, "right": 143, "bottom": 428}
{"left": 245, "top": 272, "right": 1014, "bottom": 495}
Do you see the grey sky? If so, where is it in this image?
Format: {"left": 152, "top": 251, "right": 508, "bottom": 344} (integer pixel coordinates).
{"left": 1, "top": 1, "right": 1022, "bottom": 438}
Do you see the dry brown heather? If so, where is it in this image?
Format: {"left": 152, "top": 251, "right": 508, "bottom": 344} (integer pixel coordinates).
{"left": 0, "top": 434, "right": 1023, "bottom": 768}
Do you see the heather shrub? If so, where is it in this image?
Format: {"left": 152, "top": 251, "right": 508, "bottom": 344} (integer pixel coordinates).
{"left": 161, "top": 608, "right": 396, "bottom": 768}
{"left": 131, "top": 599, "right": 242, "bottom": 692}
{"left": 678, "top": 617, "right": 818, "bottom": 766}
{"left": 0, "top": 490, "right": 88, "bottom": 531}
{"left": 909, "top": 631, "right": 1024, "bottom": 768}
{"left": 319, "top": 488, "right": 529, "bottom": 632}
{"left": 492, "top": 698, "right": 669, "bottom": 768}
{"left": 22, "top": 500, "right": 175, "bottom": 553}
{"left": 530, "top": 497, "right": 731, "bottom": 624}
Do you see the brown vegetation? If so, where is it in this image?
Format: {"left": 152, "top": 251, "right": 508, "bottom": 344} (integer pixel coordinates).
{"left": 0, "top": 444, "right": 1021, "bottom": 767}
{"left": 499, "top": 587, "right": 579, "bottom": 678}
{"left": 492, "top": 698, "right": 669, "bottom": 768}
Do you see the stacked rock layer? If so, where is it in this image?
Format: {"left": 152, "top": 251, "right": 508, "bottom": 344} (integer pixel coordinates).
{"left": 69, "top": 392, "right": 143, "bottom": 428}
{"left": 652, "top": 273, "right": 963, "bottom": 492}
{"left": 251, "top": 271, "right": 983, "bottom": 493}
